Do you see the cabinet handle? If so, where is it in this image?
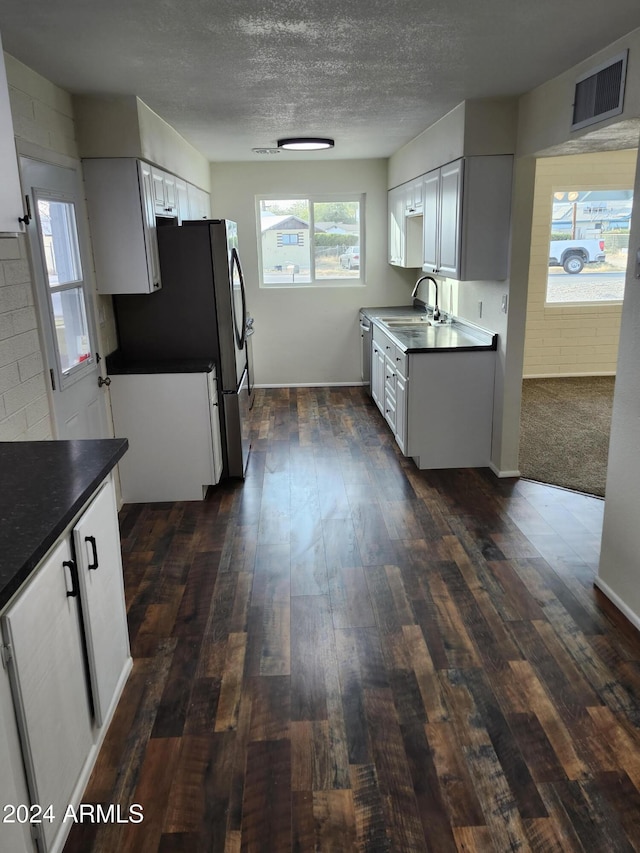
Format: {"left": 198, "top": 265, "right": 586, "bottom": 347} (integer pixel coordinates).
{"left": 63, "top": 560, "right": 79, "bottom": 597}
{"left": 85, "top": 536, "right": 99, "bottom": 571}
{"left": 18, "top": 195, "right": 32, "bottom": 226}
{"left": 98, "top": 375, "right": 111, "bottom": 388}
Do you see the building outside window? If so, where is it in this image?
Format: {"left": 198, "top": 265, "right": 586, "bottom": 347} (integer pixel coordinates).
{"left": 257, "top": 196, "right": 363, "bottom": 286}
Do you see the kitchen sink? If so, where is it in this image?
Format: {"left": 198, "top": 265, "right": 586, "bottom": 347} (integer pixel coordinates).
{"left": 379, "top": 316, "right": 431, "bottom": 326}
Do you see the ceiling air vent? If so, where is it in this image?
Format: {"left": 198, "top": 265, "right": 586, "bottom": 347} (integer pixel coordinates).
{"left": 571, "top": 50, "right": 628, "bottom": 131}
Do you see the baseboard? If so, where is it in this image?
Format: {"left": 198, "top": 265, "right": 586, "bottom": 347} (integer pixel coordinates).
{"left": 255, "top": 382, "right": 365, "bottom": 388}
{"left": 489, "top": 461, "right": 521, "bottom": 478}
{"left": 523, "top": 371, "right": 616, "bottom": 379}
{"left": 594, "top": 576, "right": 640, "bottom": 634}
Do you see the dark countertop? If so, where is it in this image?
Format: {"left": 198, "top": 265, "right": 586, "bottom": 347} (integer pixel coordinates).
{"left": 361, "top": 304, "right": 497, "bottom": 353}
{"left": 106, "top": 351, "right": 215, "bottom": 375}
{"left": 0, "top": 438, "right": 128, "bottom": 610}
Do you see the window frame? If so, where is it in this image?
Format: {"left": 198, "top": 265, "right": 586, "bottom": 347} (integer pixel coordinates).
{"left": 256, "top": 193, "right": 365, "bottom": 288}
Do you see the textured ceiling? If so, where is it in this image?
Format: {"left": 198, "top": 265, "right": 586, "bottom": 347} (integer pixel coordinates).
{"left": 1, "top": 1, "right": 640, "bottom": 161}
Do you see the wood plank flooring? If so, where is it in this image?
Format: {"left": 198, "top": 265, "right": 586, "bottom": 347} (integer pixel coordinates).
{"left": 64, "top": 386, "right": 640, "bottom": 852}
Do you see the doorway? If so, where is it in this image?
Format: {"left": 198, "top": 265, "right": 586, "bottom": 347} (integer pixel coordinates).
{"left": 20, "top": 156, "right": 109, "bottom": 439}
{"left": 519, "top": 150, "right": 637, "bottom": 495}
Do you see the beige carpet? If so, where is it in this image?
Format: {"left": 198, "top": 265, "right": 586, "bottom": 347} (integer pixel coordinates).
{"left": 519, "top": 376, "right": 615, "bottom": 497}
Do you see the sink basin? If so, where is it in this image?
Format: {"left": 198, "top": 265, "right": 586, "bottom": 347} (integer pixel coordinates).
{"left": 379, "top": 316, "right": 431, "bottom": 326}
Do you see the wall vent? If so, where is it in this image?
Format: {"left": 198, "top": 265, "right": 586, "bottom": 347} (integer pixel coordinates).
{"left": 571, "top": 50, "right": 628, "bottom": 131}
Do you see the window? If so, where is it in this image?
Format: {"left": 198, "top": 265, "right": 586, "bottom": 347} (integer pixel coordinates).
{"left": 35, "top": 197, "right": 92, "bottom": 376}
{"left": 280, "top": 233, "right": 301, "bottom": 246}
{"left": 257, "top": 195, "right": 363, "bottom": 286}
{"left": 546, "top": 189, "right": 633, "bottom": 304}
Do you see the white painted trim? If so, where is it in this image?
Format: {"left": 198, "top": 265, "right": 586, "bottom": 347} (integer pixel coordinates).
{"left": 594, "top": 576, "right": 640, "bottom": 634}
{"left": 523, "top": 371, "right": 616, "bottom": 379}
{"left": 15, "top": 139, "right": 79, "bottom": 170}
{"left": 489, "top": 461, "right": 521, "bottom": 478}
{"left": 255, "top": 382, "right": 366, "bottom": 388}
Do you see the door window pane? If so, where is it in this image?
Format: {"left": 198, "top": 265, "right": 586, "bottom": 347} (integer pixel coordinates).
{"left": 37, "top": 199, "right": 82, "bottom": 287}
{"left": 51, "top": 287, "right": 91, "bottom": 374}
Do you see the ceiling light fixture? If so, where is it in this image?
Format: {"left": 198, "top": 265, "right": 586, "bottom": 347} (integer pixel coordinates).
{"left": 277, "top": 137, "right": 335, "bottom": 151}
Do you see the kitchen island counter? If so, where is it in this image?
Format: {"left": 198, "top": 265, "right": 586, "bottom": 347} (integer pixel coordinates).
{"left": 0, "top": 438, "right": 128, "bottom": 609}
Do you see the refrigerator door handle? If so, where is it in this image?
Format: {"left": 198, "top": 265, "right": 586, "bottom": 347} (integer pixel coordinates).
{"left": 231, "top": 247, "right": 247, "bottom": 349}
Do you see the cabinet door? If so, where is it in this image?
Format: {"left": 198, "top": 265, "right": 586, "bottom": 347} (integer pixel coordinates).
{"left": 2, "top": 539, "right": 93, "bottom": 852}
{"left": 150, "top": 166, "right": 167, "bottom": 212}
{"left": 395, "top": 372, "right": 408, "bottom": 455}
{"left": 138, "top": 161, "right": 162, "bottom": 291}
{"left": 438, "top": 160, "right": 464, "bottom": 278}
{"left": 388, "top": 185, "right": 404, "bottom": 266}
{"left": 371, "top": 343, "right": 385, "bottom": 412}
{"left": 0, "top": 666, "right": 33, "bottom": 853}
{"left": 0, "top": 35, "right": 24, "bottom": 233}
{"left": 73, "top": 477, "right": 131, "bottom": 727}
{"left": 207, "top": 370, "right": 224, "bottom": 484}
{"left": 187, "top": 184, "right": 211, "bottom": 219}
{"left": 405, "top": 177, "right": 423, "bottom": 215}
{"left": 163, "top": 173, "right": 177, "bottom": 215}
{"left": 422, "top": 170, "right": 440, "bottom": 272}
{"left": 176, "top": 178, "right": 189, "bottom": 223}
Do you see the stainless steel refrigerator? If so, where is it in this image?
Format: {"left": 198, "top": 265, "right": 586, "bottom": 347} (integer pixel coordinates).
{"left": 113, "top": 220, "right": 252, "bottom": 478}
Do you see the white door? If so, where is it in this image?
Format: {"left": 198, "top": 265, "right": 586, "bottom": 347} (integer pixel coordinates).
{"left": 19, "top": 157, "right": 109, "bottom": 439}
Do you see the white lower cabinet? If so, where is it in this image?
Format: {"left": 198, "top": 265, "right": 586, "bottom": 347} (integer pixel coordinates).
{"left": 371, "top": 324, "right": 495, "bottom": 468}
{"left": 110, "top": 370, "right": 223, "bottom": 502}
{"left": 0, "top": 663, "right": 36, "bottom": 853}
{"left": 73, "top": 480, "right": 131, "bottom": 727}
{"left": 0, "top": 474, "right": 131, "bottom": 853}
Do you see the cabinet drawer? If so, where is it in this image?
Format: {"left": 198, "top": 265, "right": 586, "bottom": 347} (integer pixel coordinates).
{"left": 384, "top": 391, "right": 396, "bottom": 431}
{"left": 373, "top": 326, "right": 398, "bottom": 362}
{"left": 393, "top": 349, "right": 408, "bottom": 379}
{"left": 384, "top": 356, "right": 397, "bottom": 396}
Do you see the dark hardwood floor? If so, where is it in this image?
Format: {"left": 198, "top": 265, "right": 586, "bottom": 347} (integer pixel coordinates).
{"left": 64, "top": 387, "right": 640, "bottom": 852}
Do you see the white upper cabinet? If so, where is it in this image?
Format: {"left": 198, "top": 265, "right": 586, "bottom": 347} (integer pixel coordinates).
{"left": 83, "top": 157, "right": 211, "bottom": 293}
{"left": 176, "top": 177, "right": 189, "bottom": 223}
{"left": 388, "top": 180, "right": 422, "bottom": 269}
{"left": 187, "top": 183, "right": 211, "bottom": 220}
{"left": 83, "top": 158, "right": 162, "bottom": 294}
{"left": 151, "top": 166, "right": 179, "bottom": 218}
{"left": 0, "top": 35, "right": 25, "bottom": 233}
{"left": 421, "top": 156, "right": 513, "bottom": 281}
{"left": 388, "top": 184, "right": 405, "bottom": 266}
{"left": 404, "top": 176, "right": 423, "bottom": 216}
{"left": 436, "top": 159, "right": 464, "bottom": 278}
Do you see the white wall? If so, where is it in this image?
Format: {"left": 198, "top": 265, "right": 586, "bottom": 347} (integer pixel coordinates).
{"left": 74, "top": 95, "right": 211, "bottom": 191}
{"left": 210, "top": 159, "right": 416, "bottom": 386}
{"left": 0, "top": 52, "right": 79, "bottom": 441}
{"left": 597, "top": 149, "right": 640, "bottom": 624}
{"left": 517, "top": 28, "right": 640, "bottom": 158}
{"left": 523, "top": 151, "right": 636, "bottom": 377}
{"left": 388, "top": 98, "right": 518, "bottom": 189}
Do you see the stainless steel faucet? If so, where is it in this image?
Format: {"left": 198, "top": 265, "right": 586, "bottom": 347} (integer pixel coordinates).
{"left": 412, "top": 274, "right": 441, "bottom": 321}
